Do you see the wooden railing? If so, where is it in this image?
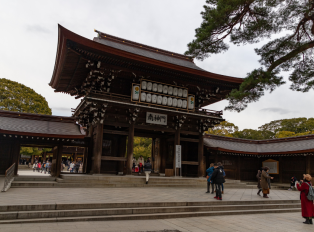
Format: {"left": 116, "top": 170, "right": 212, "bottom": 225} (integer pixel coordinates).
{"left": 1, "top": 163, "right": 15, "bottom": 192}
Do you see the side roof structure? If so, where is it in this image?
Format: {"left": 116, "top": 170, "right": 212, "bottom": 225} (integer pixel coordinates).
{"left": 204, "top": 134, "right": 314, "bottom": 155}
{"left": 0, "top": 110, "right": 84, "bottom": 138}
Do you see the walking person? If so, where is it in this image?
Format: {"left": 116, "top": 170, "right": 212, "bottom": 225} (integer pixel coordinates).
{"left": 37, "top": 162, "right": 41, "bottom": 172}
{"left": 70, "top": 162, "right": 74, "bottom": 173}
{"left": 41, "top": 162, "right": 46, "bottom": 173}
{"left": 75, "top": 161, "right": 80, "bottom": 173}
{"left": 261, "top": 167, "right": 274, "bottom": 198}
{"left": 32, "top": 162, "right": 37, "bottom": 172}
{"left": 256, "top": 168, "right": 262, "bottom": 196}
{"left": 132, "top": 157, "right": 137, "bottom": 172}
{"left": 143, "top": 159, "right": 152, "bottom": 184}
{"left": 138, "top": 156, "right": 145, "bottom": 174}
{"left": 211, "top": 163, "right": 225, "bottom": 200}
{"left": 205, "top": 163, "right": 215, "bottom": 194}
{"left": 217, "top": 162, "right": 226, "bottom": 194}
{"left": 45, "top": 161, "right": 49, "bottom": 174}
{"left": 289, "top": 176, "right": 298, "bottom": 190}
{"left": 297, "top": 174, "right": 314, "bottom": 224}
{"left": 79, "top": 162, "right": 83, "bottom": 173}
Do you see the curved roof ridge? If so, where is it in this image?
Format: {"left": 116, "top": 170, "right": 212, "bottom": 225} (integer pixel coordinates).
{"left": 94, "top": 29, "right": 194, "bottom": 62}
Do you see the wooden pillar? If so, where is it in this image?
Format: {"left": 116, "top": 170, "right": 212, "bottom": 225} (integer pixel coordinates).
{"left": 153, "top": 138, "right": 161, "bottom": 173}
{"left": 43, "top": 152, "right": 47, "bottom": 162}
{"left": 31, "top": 155, "right": 35, "bottom": 165}
{"left": 51, "top": 146, "right": 58, "bottom": 176}
{"left": 83, "top": 147, "right": 88, "bottom": 173}
{"left": 173, "top": 129, "right": 180, "bottom": 176}
{"left": 73, "top": 153, "right": 77, "bottom": 162}
{"left": 85, "top": 126, "right": 94, "bottom": 174}
{"left": 159, "top": 138, "right": 166, "bottom": 174}
{"left": 91, "top": 123, "right": 103, "bottom": 174}
{"left": 118, "top": 135, "right": 127, "bottom": 173}
{"left": 126, "top": 122, "right": 135, "bottom": 175}
{"left": 215, "top": 152, "right": 218, "bottom": 163}
{"left": 55, "top": 144, "right": 63, "bottom": 177}
{"left": 237, "top": 156, "right": 241, "bottom": 180}
{"left": 151, "top": 138, "right": 155, "bottom": 171}
{"left": 279, "top": 156, "right": 283, "bottom": 183}
{"left": 306, "top": 155, "right": 311, "bottom": 175}
{"left": 12, "top": 141, "right": 20, "bottom": 175}
{"left": 198, "top": 134, "right": 205, "bottom": 177}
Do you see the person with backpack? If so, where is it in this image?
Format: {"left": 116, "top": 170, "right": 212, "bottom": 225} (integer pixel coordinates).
{"left": 217, "top": 162, "right": 226, "bottom": 194}
{"left": 205, "top": 163, "right": 215, "bottom": 194}
{"left": 256, "top": 168, "right": 262, "bottom": 196}
{"left": 143, "top": 159, "right": 152, "bottom": 184}
{"left": 211, "top": 163, "right": 225, "bottom": 200}
{"left": 261, "top": 166, "right": 274, "bottom": 198}
{"left": 296, "top": 174, "right": 314, "bottom": 224}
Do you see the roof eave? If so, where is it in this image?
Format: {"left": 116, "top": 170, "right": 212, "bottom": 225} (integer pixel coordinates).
{"left": 50, "top": 25, "right": 243, "bottom": 92}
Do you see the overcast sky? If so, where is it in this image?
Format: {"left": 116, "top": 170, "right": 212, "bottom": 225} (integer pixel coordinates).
{"left": 0, "top": 0, "right": 313, "bottom": 130}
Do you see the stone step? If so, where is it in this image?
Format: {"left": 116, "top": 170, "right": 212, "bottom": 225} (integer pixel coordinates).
{"left": 0, "top": 208, "right": 301, "bottom": 224}
{"left": 0, "top": 200, "right": 300, "bottom": 212}
{"left": 11, "top": 181, "right": 287, "bottom": 189}
{"left": 0, "top": 203, "right": 300, "bottom": 220}
{"left": 14, "top": 176, "right": 56, "bottom": 182}
{"left": 11, "top": 182, "right": 263, "bottom": 188}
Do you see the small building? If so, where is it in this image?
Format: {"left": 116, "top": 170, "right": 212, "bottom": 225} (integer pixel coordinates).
{"left": 0, "top": 110, "right": 87, "bottom": 176}
{"left": 204, "top": 134, "right": 314, "bottom": 182}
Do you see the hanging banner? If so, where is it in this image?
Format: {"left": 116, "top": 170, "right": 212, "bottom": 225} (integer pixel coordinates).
{"left": 176, "top": 145, "right": 181, "bottom": 168}
{"left": 146, "top": 112, "right": 167, "bottom": 125}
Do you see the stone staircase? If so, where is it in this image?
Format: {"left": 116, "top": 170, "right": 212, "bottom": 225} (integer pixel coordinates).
{"left": 11, "top": 175, "right": 290, "bottom": 189}
{"left": 0, "top": 200, "right": 300, "bottom": 224}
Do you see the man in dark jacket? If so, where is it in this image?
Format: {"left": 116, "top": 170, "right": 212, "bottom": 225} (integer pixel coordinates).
{"left": 211, "top": 163, "right": 225, "bottom": 200}
{"left": 143, "top": 160, "right": 152, "bottom": 184}
{"left": 217, "top": 162, "right": 226, "bottom": 194}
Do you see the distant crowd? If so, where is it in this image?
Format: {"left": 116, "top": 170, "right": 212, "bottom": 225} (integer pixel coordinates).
{"left": 31, "top": 159, "right": 83, "bottom": 174}
{"left": 62, "top": 159, "right": 83, "bottom": 173}
{"left": 32, "top": 160, "right": 51, "bottom": 174}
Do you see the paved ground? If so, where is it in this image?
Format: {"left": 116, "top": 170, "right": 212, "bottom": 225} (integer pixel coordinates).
{"left": 0, "top": 212, "right": 311, "bottom": 232}
{"left": 0, "top": 186, "right": 299, "bottom": 205}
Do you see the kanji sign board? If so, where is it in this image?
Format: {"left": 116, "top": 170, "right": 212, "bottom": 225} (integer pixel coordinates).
{"left": 146, "top": 112, "right": 167, "bottom": 125}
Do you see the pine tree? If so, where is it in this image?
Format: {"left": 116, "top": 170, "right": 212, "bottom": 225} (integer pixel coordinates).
{"left": 186, "top": 0, "right": 314, "bottom": 112}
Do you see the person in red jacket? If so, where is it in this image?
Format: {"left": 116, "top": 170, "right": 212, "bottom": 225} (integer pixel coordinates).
{"left": 297, "top": 174, "right": 314, "bottom": 224}
{"left": 37, "top": 162, "right": 41, "bottom": 172}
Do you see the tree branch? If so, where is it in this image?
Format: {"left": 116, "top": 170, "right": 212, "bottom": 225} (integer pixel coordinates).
{"left": 267, "top": 41, "right": 314, "bottom": 72}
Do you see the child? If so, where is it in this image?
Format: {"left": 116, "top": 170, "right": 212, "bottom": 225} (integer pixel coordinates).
{"left": 289, "top": 176, "right": 298, "bottom": 190}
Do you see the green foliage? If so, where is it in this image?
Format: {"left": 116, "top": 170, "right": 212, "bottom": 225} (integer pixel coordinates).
{"left": 133, "top": 137, "right": 152, "bottom": 161}
{"left": 186, "top": 0, "right": 314, "bottom": 112}
{"left": 20, "top": 147, "right": 52, "bottom": 157}
{"left": 207, "top": 121, "right": 238, "bottom": 137}
{"left": 259, "top": 118, "right": 314, "bottom": 134}
{"left": 233, "top": 129, "right": 274, "bottom": 140}
{"left": 0, "top": 78, "right": 52, "bottom": 114}
{"left": 209, "top": 117, "right": 314, "bottom": 139}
